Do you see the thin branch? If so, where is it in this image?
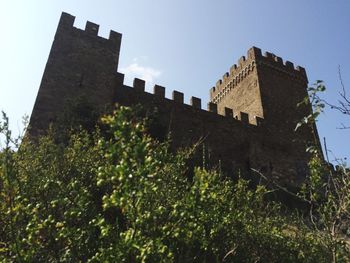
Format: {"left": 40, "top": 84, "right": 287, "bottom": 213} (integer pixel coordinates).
{"left": 250, "top": 168, "right": 309, "bottom": 203}
{"left": 338, "top": 65, "right": 347, "bottom": 101}
{"left": 336, "top": 123, "right": 350, "bottom": 130}
{"left": 222, "top": 245, "right": 238, "bottom": 262}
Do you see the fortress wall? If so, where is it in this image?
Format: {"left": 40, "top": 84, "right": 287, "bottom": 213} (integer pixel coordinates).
{"left": 254, "top": 50, "right": 316, "bottom": 156}
{"left": 213, "top": 60, "right": 263, "bottom": 124}
{"left": 112, "top": 73, "right": 309, "bottom": 185}
{"left": 210, "top": 50, "right": 263, "bottom": 123}
{"left": 29, "top": 12, "right": 122, "bottom": 135}
{"left": 256, "top": 54, "right": 309, "bottom": 131}
{"left": 209, "top": 47, "right": 308, "bottom": 126}
{"left": 207, "top": 47, "right": 315, "bottom": 185}
{"left": 113, "top": 74, "right": 257, "bottom": 175}
{"left": 254, "top": 51, "right": 314, "bottom": 184}
{"left": 28, "top": 12, "right": 320, "bottom": 189}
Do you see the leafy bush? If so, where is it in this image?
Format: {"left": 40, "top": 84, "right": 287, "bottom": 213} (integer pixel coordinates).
{"left": 0, "top": 107, "right": 339, "bottom": 262}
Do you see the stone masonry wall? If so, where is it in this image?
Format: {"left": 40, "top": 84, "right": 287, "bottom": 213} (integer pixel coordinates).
{"left": 210, "top": 49, "right": 264, "bottom": 124}
{"left": 29, "top": 12, "right": 322, "bottom": 189}
{"left": 111, "top": 73, "right": 311, "bottom": 187}
{"left": 29, "top": 12, "right": 122, "bottom": 136}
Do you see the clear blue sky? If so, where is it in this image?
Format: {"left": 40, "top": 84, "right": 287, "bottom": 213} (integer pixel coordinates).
{"left": 0, "top": 1, "right": 349, "bottom": 162}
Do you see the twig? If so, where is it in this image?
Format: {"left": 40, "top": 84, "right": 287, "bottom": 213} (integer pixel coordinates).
{"left": 250, "top": 168, "right": 309, "bottom": 203}
{"left": 222, "top": 245, "right": 237, "bottom": 262}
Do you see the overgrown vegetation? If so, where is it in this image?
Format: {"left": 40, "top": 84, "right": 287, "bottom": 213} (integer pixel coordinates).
{"left": 296, "top": 79, "right": 350, "bottom": 262}
{"left": 0, "top": 106, "right": 349, "bottom": 262}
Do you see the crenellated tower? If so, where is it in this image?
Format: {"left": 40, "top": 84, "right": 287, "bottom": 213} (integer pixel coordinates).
{"left": 210, "top": 48, "right": 263, "bottom": 124}
{"left": 210, "top": 47, "right": 310, "bottom": 133}
{"left": 29, "top": 12, "right": 323, "bottom": 191}
{"left": 29, "top": 12, "right": 122, "bottom": 135}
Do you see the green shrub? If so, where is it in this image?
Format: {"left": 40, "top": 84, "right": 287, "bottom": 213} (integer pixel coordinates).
{"left": 0, "top": 107, "right": 337, "bottom": 262}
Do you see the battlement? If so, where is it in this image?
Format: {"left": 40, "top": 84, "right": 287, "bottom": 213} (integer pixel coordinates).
{"left": 57, "top": 12, "right": 122, "bottom": 48}
{"left": 258, "top": 49, "right": 307, "bottom": 81}
{"left": 114, "top": 73, "right": 262, "bottom": 127}
{"left": 210, "top": 47, "right": 307, "bottom": 104}
{"left": 29, "top": 12, "right": 321, "bottom": 189}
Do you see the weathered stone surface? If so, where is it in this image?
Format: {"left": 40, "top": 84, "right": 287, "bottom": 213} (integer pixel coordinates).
{"left": 29, "top": 12, "right": 121, "bottom": 136}
{"left": 29, "top": 12, "right": 323, "bottom": 189}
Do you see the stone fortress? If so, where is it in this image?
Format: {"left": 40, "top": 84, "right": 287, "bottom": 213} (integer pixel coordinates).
{"left": 29, "top": 12, "right": 322, "bottom": 189}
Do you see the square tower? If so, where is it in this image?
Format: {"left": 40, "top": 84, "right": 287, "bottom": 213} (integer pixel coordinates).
{"left": 29, "top": 12, "right": 122, "bottom": 136}
{"left": 210, "top": 47, "right": 312, "bottom": 139}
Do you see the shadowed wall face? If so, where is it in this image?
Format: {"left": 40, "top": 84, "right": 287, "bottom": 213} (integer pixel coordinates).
{"left": 29, "top": 12, "right": 122, "bottom": 135}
